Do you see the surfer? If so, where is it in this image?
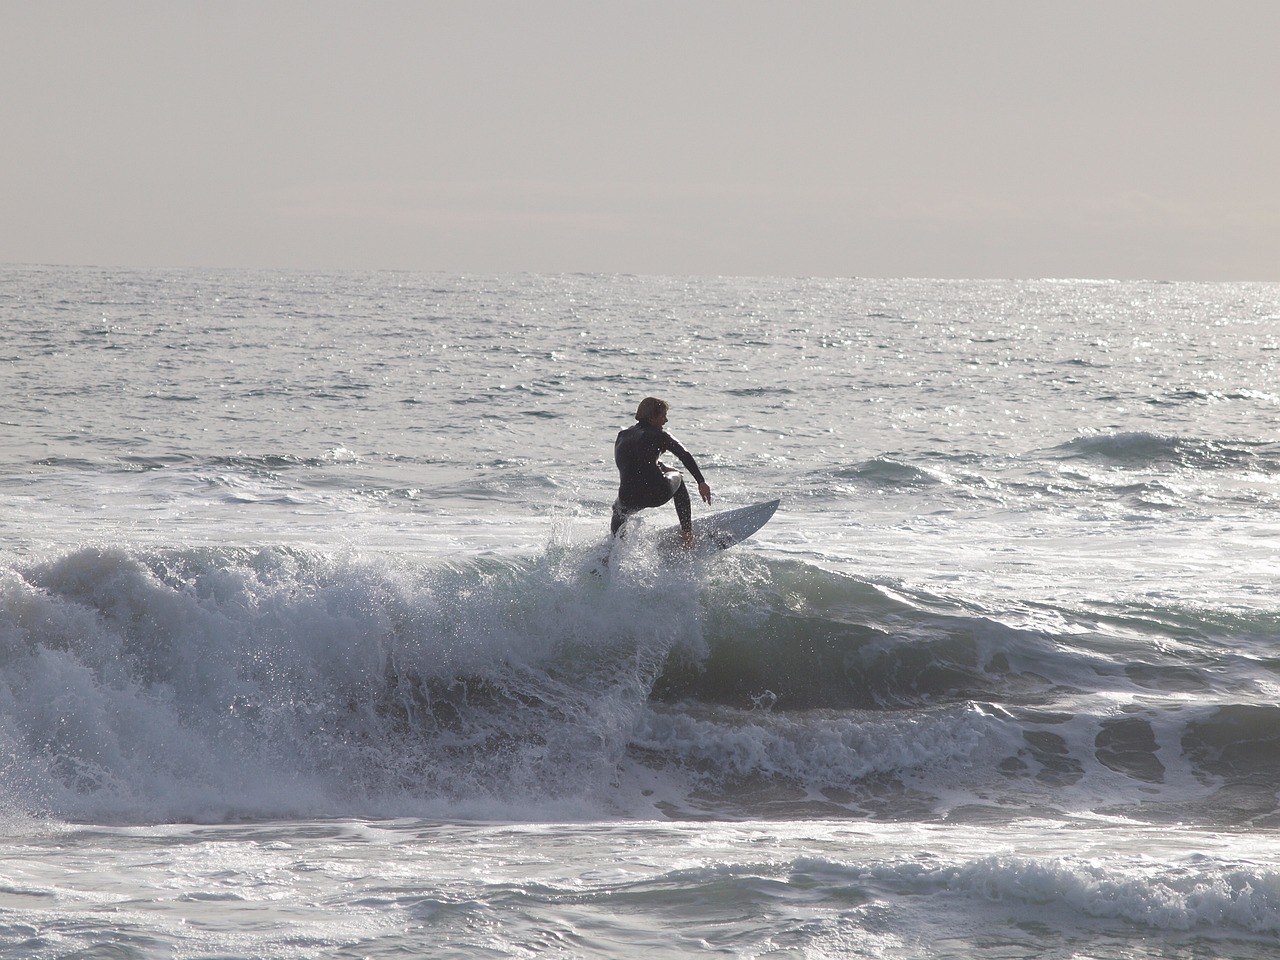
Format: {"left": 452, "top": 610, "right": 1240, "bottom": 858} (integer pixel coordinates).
{"left": 611, "top": 397, "right": 712, "bottom": 546}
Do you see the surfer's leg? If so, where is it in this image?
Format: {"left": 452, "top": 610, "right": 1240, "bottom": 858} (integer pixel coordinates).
{"left": 672, "top": 478, "right": 692, "bottom": 531}
{"left": 610, "top": 500, "right": 629, "bottom": 537}
{"left": 676, "top": 487, "right": 695, "bottom": 548}
{"left": 660, "top": 466, "right": 691, "bottom": 528}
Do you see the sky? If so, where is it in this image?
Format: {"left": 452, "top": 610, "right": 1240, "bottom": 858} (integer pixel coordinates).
{"left": 3, "top": 0, "right": 1277, "bottom": 280}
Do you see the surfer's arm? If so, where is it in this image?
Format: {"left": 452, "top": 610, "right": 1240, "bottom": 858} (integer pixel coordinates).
{"left": 661, "top": 433, "right": 706, "bottom": 485}
{"left": 662, "top": 433, "right": 711, "bottom": 503}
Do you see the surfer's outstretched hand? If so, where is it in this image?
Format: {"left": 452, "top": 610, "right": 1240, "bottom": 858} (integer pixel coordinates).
{"left": 698, "top": 481, "right": 712, "bottom": 505}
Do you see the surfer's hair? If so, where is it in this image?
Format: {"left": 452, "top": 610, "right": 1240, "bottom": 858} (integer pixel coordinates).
{"left": 635, "top": 397, "right": 668, "bottom": 422}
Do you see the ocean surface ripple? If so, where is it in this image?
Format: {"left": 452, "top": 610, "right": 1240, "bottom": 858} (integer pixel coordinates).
{"left": 2, "top": 267, "right": 1279, "bottom": 958}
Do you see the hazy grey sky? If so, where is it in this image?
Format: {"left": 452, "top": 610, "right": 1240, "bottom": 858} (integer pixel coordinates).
{"left": 3, "top": 1, "right": 1276, "bottom": 279}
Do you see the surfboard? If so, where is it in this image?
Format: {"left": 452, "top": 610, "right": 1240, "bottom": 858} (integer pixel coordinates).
{"left": 591, "top": 499, "right": 780, "bottom": 576}
{"left": 656, "top": 498, "right": 780, "bottom": 554}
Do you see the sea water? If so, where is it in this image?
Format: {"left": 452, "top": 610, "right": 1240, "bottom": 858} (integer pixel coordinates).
{"left": 2, "top": 266, "right": 1280, "bottom": 958}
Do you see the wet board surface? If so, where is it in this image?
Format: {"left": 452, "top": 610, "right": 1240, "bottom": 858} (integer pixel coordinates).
{"left": 656, "top": 499, "right": 780, "bottom": 554}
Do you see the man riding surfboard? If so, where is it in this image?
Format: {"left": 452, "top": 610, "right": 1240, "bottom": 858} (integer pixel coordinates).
{"left": 611, "top": 397, "right": 712, "bottom": 547}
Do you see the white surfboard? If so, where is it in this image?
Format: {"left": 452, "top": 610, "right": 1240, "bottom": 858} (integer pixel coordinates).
{"left": 656, "top": 498, "right": 780, "bottom": 553}
{"left": 592, "top": 499, "right": 780, "bottom": 575}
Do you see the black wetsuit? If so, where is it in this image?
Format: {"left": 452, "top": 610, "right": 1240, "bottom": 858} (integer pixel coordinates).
{"left": 611, "top": 422, "right": 706, "bottom": 536}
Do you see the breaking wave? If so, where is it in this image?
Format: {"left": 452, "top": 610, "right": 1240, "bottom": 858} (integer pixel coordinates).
{"left": 2, "top": 540, "right": 1278, "bottom": 824}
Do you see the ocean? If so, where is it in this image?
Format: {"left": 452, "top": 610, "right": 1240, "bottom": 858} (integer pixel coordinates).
{"left": 2, "top": 265, "right": 1279, "bottom": 958}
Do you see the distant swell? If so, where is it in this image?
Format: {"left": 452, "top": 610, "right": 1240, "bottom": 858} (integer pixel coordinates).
{"left": 820, "top": 458, "right": 951, "bottom": 490}
{"left": 1054, "top": 432, "right": 1280, "bottom": 471}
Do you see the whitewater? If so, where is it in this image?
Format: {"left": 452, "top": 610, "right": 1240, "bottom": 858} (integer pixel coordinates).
{"left": 2, "top": 265, "right": 1280, "bottom": 958}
